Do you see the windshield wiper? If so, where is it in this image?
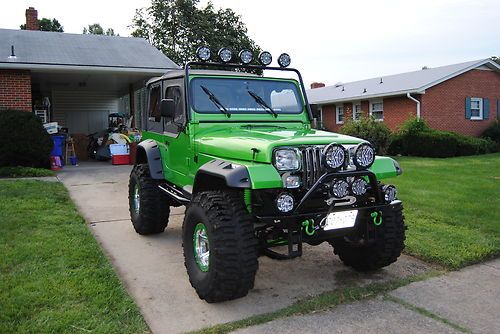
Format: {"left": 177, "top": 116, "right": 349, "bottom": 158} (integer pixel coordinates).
{"left": 200, "top": 85, "right": 231, "bottom": 118}
{"left": 247, "top": 90, "right": 278, "bottom": 118}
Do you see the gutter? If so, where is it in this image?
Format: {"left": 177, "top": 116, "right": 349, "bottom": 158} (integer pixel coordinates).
{"left": 406, "top": 93, "right": 421, "bottom": 119}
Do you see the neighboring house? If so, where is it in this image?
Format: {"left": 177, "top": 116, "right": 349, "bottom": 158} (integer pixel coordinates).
{"left": 0, "top": 7, "right": 178, "bottom": 134}
{"left": 307, "top": 59, "right": 500, "bottom": 136}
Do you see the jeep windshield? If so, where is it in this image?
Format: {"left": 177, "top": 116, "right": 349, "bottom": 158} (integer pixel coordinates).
{"left": 191, "top": 77, "right": 304, "bottom": 115}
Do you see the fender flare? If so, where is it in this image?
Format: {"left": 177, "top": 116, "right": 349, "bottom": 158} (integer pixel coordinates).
{"left": 136, "top": 139, "right": 164, "bottom": 179}
{"left": 193, "top": 159, "right": 251, "bottom": 193}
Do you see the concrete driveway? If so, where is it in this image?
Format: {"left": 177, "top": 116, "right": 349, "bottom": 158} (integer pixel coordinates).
{"left": 58, "top": 162, "right": 431, "bottom": 334}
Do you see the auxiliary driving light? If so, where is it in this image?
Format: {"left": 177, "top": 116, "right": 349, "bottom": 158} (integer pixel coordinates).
{"left": 276, "top": 193, "right": 294, "bottom": 213}
{"left": 351, "top": 178, "right": 368, "bottom": 196}
{"left": 196, "top": 46, "right": 211, "bottom": 61}
{"left": 353, "top": 143, "right": 375, "bottom": 169}
{"left": 218, "top": 47, "right": 233, "bottom": 63}
{"left": 331, "top": 179, "right": 349, "bottom": 198}
{"left": 239, "top": 49, "right": 253, "bottom": 64}
{"left": 258, "top": 51, "right": 272, "bottom": 66}
{"left": 277, "top": 53, "right": 291, "bottom": 67}
{"left": 323, "top": 143, "right": 346, "bottom": 171}
{"left": 382, "top": 185, "right": 397, "bottom": 202}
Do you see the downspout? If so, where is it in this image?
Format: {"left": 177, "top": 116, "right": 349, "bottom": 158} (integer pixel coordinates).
{"left": 406, "top": 93, "right": 421, "bottom": 119}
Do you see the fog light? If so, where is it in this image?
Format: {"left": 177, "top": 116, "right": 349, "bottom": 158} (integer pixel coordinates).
{"left": 331, "top": 179, "right": 349, "bottom": 198}
{"left": 283, "top": 175, "right": 300, "bottom": 188}
{"left": 239, "top": 49, "right": 253, "bottom": 64}
{"left": 276, "top": 193, "right": 294, "bottom": 213}
{"left": 218, "top": 47, "right": 232, "bottom": 63}
{"left": 351, "top": 178, "right": 368, "bottom": 196}
{"left": 382, "top": 185, "right": 397, "bottom": 202}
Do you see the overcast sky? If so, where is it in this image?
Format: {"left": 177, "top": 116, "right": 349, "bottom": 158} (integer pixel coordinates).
{"left": 2, "top": 0, "right": 499, "bottom": 86}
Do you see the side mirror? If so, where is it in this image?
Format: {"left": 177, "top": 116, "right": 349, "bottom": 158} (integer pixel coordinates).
{"left": 160, "top": 98, "right": 175, "bottom": 118}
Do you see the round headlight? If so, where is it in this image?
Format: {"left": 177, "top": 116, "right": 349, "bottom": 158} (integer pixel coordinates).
{"left": 274, "top": 149, "right": 300, "bottom": 171}
{"left": 258, "top": 51, "right": 272, "bottom": 66}
{"left": 277, "top": 53, "right": 291, "bottom": 67}
{"left": 351, "top": 178, "right": 368, "bottom": 196}
{"left": 353, "top": 143, "right": 375, "bottom": 169}
{"left": 196, "top": 46, "right": 211, "bottom": 61}
{"left": 322, "top": 143, "right": 346, "bottom": 171}
{"left": 331, "top": 179, "right": 349, "bottom": 198}
{"left": 218, "top": 47, "right": 232, "bottom": 63}
{"left": 382, "top": 185, "right": 397, "bottom": 203}
{"left": 276, "top": 193, "right": 294, "bottom": 213}
{"left": 239, "top": 49, "right": 253, "bottom": 64}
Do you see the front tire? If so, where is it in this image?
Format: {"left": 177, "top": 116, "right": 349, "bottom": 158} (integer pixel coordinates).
{"left": 128, "top": 164, "right": 170, "bottom": 235}
{"left": 182, "top": 190, "right": 258, "bottom": 303}
{"left": 330, "top": 204, "right": 406, "bottom": 271}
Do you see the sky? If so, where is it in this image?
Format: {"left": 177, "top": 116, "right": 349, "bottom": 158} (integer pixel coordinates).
{"left": 1, "top": 0, "right": 499, "bottom": 86}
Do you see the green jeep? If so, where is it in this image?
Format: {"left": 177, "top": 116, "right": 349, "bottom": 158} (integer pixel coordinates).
{"left": 128, "top": 47, "right": 405, "bottom": 303}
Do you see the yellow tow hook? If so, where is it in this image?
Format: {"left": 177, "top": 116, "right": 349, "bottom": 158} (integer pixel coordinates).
{"left": 371, "top": 211, "right": 383, "bottom": 226}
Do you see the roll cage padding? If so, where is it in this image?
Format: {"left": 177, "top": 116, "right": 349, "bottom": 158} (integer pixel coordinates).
{"left": 193, "top": 159, "right": 251, "bottom": 193}
{"left": 136, "top": 139, "right": 164, "bottom": 179}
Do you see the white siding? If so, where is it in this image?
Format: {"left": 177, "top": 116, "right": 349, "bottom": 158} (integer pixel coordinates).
{"left": 52, "top": 91, "right": 119, "bottom": 134}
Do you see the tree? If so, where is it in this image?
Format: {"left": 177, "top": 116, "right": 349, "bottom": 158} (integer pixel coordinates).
{"left": 131, "top": 0, "right": 261, "bottom": 66}
{"left": 20, "top": 18, "right": 64, "bottom": 32}
{"left": 83, "top": 23, "right": 117, "bottom": 36}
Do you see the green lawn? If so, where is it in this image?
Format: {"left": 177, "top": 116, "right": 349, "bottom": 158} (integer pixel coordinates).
{"left": 0, "top": 180, "right": 148, "bottom": 334}
{"left": 0, "top": 166, "right": 55, "bottom": 178}
{"left": 392, "top": 153, "right": 500, "bottom": 269}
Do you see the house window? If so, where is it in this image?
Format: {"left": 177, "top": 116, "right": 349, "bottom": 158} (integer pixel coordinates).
{"left": 353, "top": 103, "right": 363, "bottom": 121}
{"left": 470, "top": 97, "right": 483, "bottom": 120}
{"left": 370, "top": 101, "right": 383, "bottom": 120}
{"left": 336, "top": 105, "right": 344, "bottom": 124}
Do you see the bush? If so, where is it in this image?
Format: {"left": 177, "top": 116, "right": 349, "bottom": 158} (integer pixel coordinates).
{"left": 341, "top": 116, "right": 392, "bottom": 154}
{"left": 481, "top": 120, "right": 500, "bottom": 149}
{"left": 389, "top": 118, "right": 497, "bottom": 157}
{"left": 0, "top": 110, "right": 52, "bottom": 168}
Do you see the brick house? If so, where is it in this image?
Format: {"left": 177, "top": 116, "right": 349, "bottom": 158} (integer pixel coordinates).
{"left": 307, "top": 59, "right": 500, "bottom": 136}
{"left": 0, "top": 7, "right": 178, "bottom": 134}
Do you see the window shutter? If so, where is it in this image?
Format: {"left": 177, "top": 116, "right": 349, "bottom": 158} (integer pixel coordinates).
{"left": 465, "top": 97, "right": 471, "bottom": 119}
{"left": 497, "top": 99, "right": 500, "bottom": 119}
{"left": 483, "top": 98, "right": 489, "bottom": 120}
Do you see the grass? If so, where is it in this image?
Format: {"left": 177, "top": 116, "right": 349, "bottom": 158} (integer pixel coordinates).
{"left": 392, "top": 153, "right": 500, "bottom": 269}
{"left": 189, "top": 270, "right": 442, "bottom": 334}
{"left": 0, "top": 180, "right": 148, "bottom": 334}
{"left": 0, "top": 166, "right": 55, "bottom": 178}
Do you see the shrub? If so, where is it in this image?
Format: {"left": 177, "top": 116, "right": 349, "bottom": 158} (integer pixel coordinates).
{"left": 481, "top": 120, "right": 500, "bottom": 150}
{"left": 389, "top": 118, "right": 496, "bottom": 157}
{"left": 341, "top": 116, "right": 392, "bottom": 154}
{"left": 0, "top": 110, "right": 52, "bottom": 167}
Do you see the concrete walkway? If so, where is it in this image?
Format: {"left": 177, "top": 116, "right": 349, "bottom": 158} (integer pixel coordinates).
{"left": 236, "top": 259, "right": 500, "bottom": 334}
{"left": 58, "top": 162, "right": 433, "bottom": 334}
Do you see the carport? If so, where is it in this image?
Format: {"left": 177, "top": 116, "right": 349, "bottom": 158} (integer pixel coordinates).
{"left": 0, "top": 28, "right": 179, "bottom": 134}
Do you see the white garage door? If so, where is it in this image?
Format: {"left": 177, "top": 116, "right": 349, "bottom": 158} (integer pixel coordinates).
{"left": 52, "top": 91, "right": 119, "bottom": 134}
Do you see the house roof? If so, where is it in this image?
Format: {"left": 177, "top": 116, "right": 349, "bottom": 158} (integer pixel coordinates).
{"left": 0, "top": 28, "right": 179, "bottom": 73}
{"left": 307, "top": 59, "right": 500, "bottom": 105}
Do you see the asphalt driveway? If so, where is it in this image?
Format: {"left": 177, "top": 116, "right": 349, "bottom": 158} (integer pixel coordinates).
{"left": 58, "top": 162, "right": 431, "bottom": 334}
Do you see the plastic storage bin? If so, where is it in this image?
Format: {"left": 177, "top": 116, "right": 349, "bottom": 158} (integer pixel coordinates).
{"left": 111, "top": 154, "right": 130, "bottom": 165}
{"left": 109, "top": 144, "right": 129, "bottom": 156}
{"left": 50, "top": 135, "right": 65, "bottom": 157}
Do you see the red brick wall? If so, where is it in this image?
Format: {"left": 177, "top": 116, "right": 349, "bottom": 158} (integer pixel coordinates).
{"left": 0, "top": 70, "right": 32, "bottom": 111}
{"left": 383, "top": 96, "right": 418, "bottom": 131}
{"left": 421, "top": 69, "right": 500, "bottom": 136}
{"left": 321, "top": 104, "right": 338, "bottom": 132}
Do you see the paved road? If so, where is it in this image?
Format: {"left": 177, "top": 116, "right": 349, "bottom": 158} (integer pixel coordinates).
{"left": 58, "top": 162, "right": 432, "bottom": 334}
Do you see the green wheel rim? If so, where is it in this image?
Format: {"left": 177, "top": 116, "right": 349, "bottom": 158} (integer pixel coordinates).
{"left": 132, "top": 183, "right": 140, "bottom": 214}
{"left": 193, "top": 223, "right": 209, "bottom": 272}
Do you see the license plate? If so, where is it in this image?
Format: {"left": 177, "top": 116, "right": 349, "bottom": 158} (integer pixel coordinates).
{"left": 323, "top": 210, "right": 358, "bottom": 231}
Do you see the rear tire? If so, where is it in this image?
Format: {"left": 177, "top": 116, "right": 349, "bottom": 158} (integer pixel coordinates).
{"left": 330, "top": 204, "right": 406, "bottom": 271}
{"left": 183, "top": 190, "right": 258, "bottom": 303}
{"left": 128, "top": 164, "right": 170, "bottom": 235}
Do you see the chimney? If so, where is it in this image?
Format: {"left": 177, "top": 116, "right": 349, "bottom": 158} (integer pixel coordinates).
{"left": 310, "top": 82, "right": 326, "bottom": 89}
{"left": 25, "top": 7, "right": 39, "bottom": 30}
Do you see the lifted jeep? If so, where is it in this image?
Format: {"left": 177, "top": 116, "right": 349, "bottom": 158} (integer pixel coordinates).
{"left": 128, "top": 47, "right": 405, "bottom": 303}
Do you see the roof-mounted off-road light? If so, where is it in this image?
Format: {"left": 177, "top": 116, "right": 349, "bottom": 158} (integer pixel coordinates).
{"left": 196, "top": 46, "right": 211, "bottom": 61}
{"left": 218, "top": 47, "right": 232, "bottom": 63}
{"left": 258, "top": 51, "right": 272, "bottom": 66}
{"left": 277, "top": 53, "right": 291, "bottom": 68}
{"left": 239, "top": 49, "right": 253, "bottom": 64}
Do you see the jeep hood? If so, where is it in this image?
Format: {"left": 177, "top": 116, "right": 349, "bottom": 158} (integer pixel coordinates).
{"left": 195, "top": 125, "right": 364, "bottom": 163}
